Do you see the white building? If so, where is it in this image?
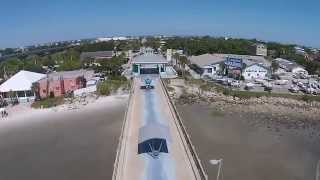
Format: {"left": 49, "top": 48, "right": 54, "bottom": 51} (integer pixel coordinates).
{"left": 291, "top": 66, "right": 308, "bottom": 74}
{"left": 96, "top": 37, "right": 112, "bottom": 42}
{"left": 189, "top": 53, "right": 270, "bottom": 79}
{"left": 132, "top": 54, "right": 168, "bottom": 75}
{"left": 275, "top": 58, "right": 308, "bottom": 75}
{"left": 112, "top": 36, "right": 128, "bottom": 41}
{"left": 0, "top": 70, "right": 46, "bottom": 103}
{"left": 242, "top": 64, "right": 270, "bottom": 80}
{"left": 189, "top": 54, "right": 225, "bottom": 78}
{"left": 294, "top": 46, "right": 306, "bottom": 55}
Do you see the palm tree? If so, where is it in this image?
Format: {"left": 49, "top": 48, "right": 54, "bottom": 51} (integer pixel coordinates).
{"left": 178, "top": 56, "right": 189, "bottom": 78}
{"left": 31, "top": 82, "right": 40, "bottom": 100}
{"left": 173, "top": 53, "right": 180, "bottom": 68}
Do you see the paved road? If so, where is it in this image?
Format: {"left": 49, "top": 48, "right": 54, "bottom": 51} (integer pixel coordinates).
{"left": 114, "top": 76, "right": 202, "bottom": 180}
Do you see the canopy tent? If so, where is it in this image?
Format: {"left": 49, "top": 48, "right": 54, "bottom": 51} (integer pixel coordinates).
{"left": 0, "top": 70, "right": 46, "bottom": 93}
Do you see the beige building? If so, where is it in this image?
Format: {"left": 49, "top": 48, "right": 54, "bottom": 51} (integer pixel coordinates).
{"left": 253, "top": 43, "right": 268, "bottom": 56}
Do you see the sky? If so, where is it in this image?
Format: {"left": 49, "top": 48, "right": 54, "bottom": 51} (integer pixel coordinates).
{"left": 0, "top": 0, "right": 319, "bottom": 48}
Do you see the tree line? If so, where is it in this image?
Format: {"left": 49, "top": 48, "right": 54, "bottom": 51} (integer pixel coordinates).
{"left": 164, "top": 36, "right": 320, "bottom": 75}
{"left": 0, "top": 40, "right": 132, "bottom": 79}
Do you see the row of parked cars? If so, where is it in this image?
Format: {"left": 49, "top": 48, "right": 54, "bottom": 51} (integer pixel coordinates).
{"left": 214, "top": 78, "right": 240, "bottom": 87}
{"left": 289, "top": 80, "right": 320, "bottom": 94}
{"left": 210, "top": 74, "right": 320, "bottom": 95}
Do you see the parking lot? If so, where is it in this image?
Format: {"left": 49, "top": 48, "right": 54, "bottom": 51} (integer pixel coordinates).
{"left": 209, "top": 72, "right": 320, "bottom": 95}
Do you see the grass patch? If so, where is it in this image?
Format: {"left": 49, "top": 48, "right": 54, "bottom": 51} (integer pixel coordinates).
{"left": 166, "top": 86, "right": 175, "bottom": 92}
{"left": 97, "top": 78, "right": 131, "bottom": 96}
{"left": 32, "top": 97, "right": 64, "bottom": 109}
{"left": 186, "top": 78, "right": 320, "bottom": 102}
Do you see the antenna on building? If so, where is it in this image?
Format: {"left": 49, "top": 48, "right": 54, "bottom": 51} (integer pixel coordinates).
{"left": 3, "top": 66, "right": 8, "bottom": 80}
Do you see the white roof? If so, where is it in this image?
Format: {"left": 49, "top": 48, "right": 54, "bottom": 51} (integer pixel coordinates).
{"left": 189, "top": 54, "right": 225, "bottom": 67}
{"left": 132, "top": 54, "right": 168, "bottom": 64}
{"left": 0, "top": 70, "right": 46, "bottom": 92}
{"left": 189, "top": 53, "right": 269, "bottom": 67}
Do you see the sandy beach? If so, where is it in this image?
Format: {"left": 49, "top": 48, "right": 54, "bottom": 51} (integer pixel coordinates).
{"left": 0, "top": 94, "right": 128, "bottom": 180}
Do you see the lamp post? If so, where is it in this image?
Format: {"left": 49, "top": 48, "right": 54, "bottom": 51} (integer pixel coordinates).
{"left": 209, "top": 159, "right": 223, "bottom": 180}
{"left": 316, "top": 160, "right": 320, "bottom": 180}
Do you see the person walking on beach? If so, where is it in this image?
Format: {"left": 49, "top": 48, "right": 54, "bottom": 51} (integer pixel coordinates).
{"left": 1, "top": 108, "right": 8, "bottom": 118}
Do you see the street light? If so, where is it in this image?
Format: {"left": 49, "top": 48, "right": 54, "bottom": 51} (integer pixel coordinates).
{"left": 316, "top": 160, "right": 320, "bottom": 180}
{"left": 209, "top": 159, "right": 223, "bottom": 180}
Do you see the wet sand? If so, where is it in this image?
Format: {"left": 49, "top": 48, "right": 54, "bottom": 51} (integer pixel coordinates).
{"left": 177, "top": 103, "right": 320, "bottom": 180}
{"left": 0, "top": 95, "right": 128, "bottom": 180}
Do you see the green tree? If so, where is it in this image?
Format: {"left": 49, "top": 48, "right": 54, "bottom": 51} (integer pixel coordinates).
{"left": 95, "top": 56, "right": 126, "bottom": 76}
{"left": 56, "top": 49, "right": 81, "bottom": 71}
{"left": 271, "top": 61, "right": 279, "bottom": 73}
{"left": 0, "top": 57, "right": 24, "bottom": 77}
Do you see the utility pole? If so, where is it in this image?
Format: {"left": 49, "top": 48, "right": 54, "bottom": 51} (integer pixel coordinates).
{"left": 316, "top": 160, "right": 320, "bottom": 180}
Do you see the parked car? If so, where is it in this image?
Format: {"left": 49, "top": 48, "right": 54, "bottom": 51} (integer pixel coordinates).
{"left": 264, "top": 85, "right": 273, "bottom": 91}
{"left": 230, "top": 80, "right": 240, "bottom": 88}
{"left": 306, "top": 87, "right": 316, "bottom": 95}
{"left": 289, "top": 85, "right": 299, "bottom": 93}
{"left": 300, "top": 74, "right": 308, "bottom": 79}
{"left": 245, "top": 83, "right": 254, "bottom": 90}
{"left": 292, "top": 79, "right": 298, "bottom": 84}
{"left": 274, "top": 80, "right": 288, "bottom": 85}
{"left": 310, "top": 83, "right": 318, "bottom": 89}
{"left": 297, "top": 82, "right": 305, "bottom": 88}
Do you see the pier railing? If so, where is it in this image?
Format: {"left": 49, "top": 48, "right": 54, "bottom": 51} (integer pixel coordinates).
{"left": 160, "top": 78, "right": 208, "bottom": 180}
{"left": 112, "top": 80, "right": 134, "bottom": 180}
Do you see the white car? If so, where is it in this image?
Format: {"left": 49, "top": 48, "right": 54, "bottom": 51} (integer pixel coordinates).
{"left": 305, "top": 87, "right": 316, "bottom": 95}
{"left": 245, "top": 83, "right": 255, "bottom": 90}
{"left": 274, "top": 80, "right": 288, "bottom": 85}
{"left": 311, "top": 83, "right": 318, "bottom": 89}
{"left": 289, "top": 85, "right": 299, "bottom": 93}
{"left": 230, "top": 80, "right": 240, "bottom": 88}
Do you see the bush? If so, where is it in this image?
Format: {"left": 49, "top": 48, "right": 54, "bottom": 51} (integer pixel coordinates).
{"left": 97, "top": 82, "right": 111, "bottom": 95}
{"left": 97, "top": 78, "right": 130, "bottom": 95}
{"left": 32, "top": 97, "right": 64, "bottom": 109}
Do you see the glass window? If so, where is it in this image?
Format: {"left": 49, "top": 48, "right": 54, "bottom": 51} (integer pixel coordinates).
{"left": 207, "top": 68, "right": 212, "bottom": 73}
{"left": 17, "top": 91, "right": 25, "bottom": 97}
{"left": 26, "top": 91, "right": 33, "bottom": 97}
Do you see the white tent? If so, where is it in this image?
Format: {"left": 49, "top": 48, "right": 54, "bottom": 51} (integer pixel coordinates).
{"left": 0, "top": 70, "right": 46, "bottom": 93}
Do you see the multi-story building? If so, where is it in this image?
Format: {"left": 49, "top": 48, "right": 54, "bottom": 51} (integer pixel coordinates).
{"left": 36, "top": 70, "right": 94, "bottom": 99}
{"left": 252, "top": 43, "right": 268, "bottom": 56}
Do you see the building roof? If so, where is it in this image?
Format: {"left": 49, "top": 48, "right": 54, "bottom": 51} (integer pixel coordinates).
{"left": 275, "top": 58, "right": 305, "bottom": 71}
{"left": 189, "top": 53, "right": 270, "bottom": 67}
{"left": 39, "top": 70, "right": 94, "bottom": 82}
{"left": 80, "top": 51, "right": 114, "bottom": 61}
{"left": 189, "top": 54, "right": 225, "bottom": 67}
{"left": 0, "top": 70, "right": 46, "bottom": 92}
{"left": 132, "top": 54, "right": 168, "bottom": 64}
{"left": 244, "top": 63, "right": 270, "bottom": 70}
{"left": 215, "top": 54, "right": 269, "bottom": 66}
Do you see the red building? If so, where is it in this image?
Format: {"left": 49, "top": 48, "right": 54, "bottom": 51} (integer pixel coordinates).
{"left": 36, "top": 70, "right": 94, "bottom": 99}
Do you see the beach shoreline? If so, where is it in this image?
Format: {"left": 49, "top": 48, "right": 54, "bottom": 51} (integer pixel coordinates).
{"left": 165, "top": 79, "right": 320, "bottom": 179}
{"left": 0, "top": 93, "right": 129, "bottom": 180}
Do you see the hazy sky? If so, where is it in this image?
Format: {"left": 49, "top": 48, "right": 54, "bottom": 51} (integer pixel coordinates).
{"left": 1, "top": 0, "right": 319, "bottom": 48}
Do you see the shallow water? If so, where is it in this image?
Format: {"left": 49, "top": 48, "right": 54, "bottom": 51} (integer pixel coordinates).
{"left": 177, "top": 104, "right": 320, "bottom": 180}
{"left": 0, "top": 99, "right": 127, "bottom": 180}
